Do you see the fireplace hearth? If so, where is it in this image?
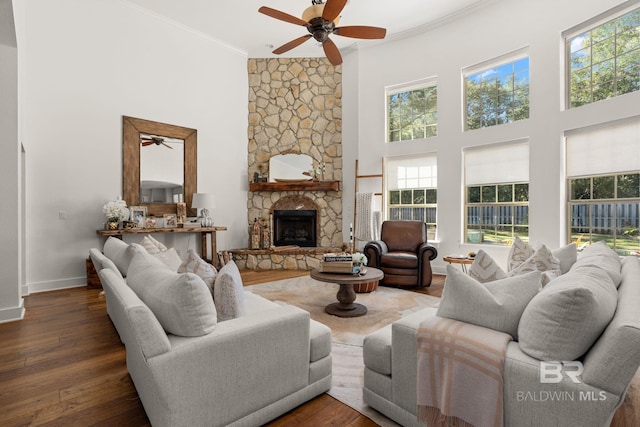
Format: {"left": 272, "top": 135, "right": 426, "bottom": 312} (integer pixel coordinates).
{"left": 273, "top": 210, "right": 317, "bottom": 247}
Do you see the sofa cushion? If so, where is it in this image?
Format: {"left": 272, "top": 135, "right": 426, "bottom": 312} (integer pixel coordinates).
{"left": 437, "top": 265, "right": 541, "bottom": 339}
{"left": 103, "top": 236, "right": 139, "bottom": 276}
{"left": 552, "top": 242, "right": 578, "bottom": 274}
{"left": 509, "top": 244, "right": 560, "bottom": 286}
{"left": 213, "top": 260, "right": 246, "bottom": 321}
{"left": 469, "top": 250, "right": 508, "bottom": 283}
{"left": 571, "top": 241, "right": 622, "bottom": 287}
{"left": 153, "top": 247, "right": 183, "bottom": 271}
{"left": 309, "top": 320, "right": 332, "bottom": 363}
{"left": 518, "top": 265, "right": 618, "bottom": 361}
{"left": 178, "top": 249, "right": 217, "bottom": 293}
{"left": 141, "top": 234, "right": 168, "bottom": 255}
{"left": 363, "top": 325, "right": 392, "bottom": 375}
{"left": 507, "top": 237, "right": 535, "bottom": 272}
{"left": 127, "top": 251, "right": 217, "bottom": 337}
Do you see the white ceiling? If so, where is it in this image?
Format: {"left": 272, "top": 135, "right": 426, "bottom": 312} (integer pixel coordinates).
{"left": 123, "top": 0, "right": 489, "bottom": 59}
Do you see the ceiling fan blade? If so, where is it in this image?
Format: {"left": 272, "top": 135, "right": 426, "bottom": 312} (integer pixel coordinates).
{"left": 334, "top": 26, "right": 387, "bottom": 39}
{"left": 322, "top": 0, "right": 347, "bottom": 23}
{"left": 259, "top": 6, "right": 308, "bottom": 27}
{"left": 273, "top": 35, "right": 312, "bottom": 54}
{"left": 161, "top": 142, "right": 174, "bottom": 149}
{"left": 323, "top": 38, "right": 343, "bottom": 66}
{"left": 141, "top": 141, "right": 154, "bottom": 146}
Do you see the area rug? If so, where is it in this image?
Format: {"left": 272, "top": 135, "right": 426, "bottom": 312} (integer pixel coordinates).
{"left": 245, "top": 275, "right": 440, "bottom": 346}
{"left": 245, "top": 276, "right": 440, "bottom": 426}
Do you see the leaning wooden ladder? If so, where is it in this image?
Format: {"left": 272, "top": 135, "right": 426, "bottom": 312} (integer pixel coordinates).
{"left": 352, "top": 159, "right": 384, "bottom": 251}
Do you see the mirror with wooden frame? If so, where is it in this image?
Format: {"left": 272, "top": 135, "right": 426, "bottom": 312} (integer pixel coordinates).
{"left": 123, "top": 116, "right": 197, "bottom": 217}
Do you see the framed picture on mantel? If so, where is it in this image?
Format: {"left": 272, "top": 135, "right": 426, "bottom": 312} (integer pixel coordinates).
{"left": 130, "top": 206, "right": 147, "bottom": 228}
{"left": 164, "top": 214, "right": 177, "bottom": 228}
{"left": 176, "top": 202, "right": 187, "bottom": 224}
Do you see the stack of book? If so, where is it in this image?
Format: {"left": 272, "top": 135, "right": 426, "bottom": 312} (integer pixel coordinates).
{"left": 320, "top": 253, "right": 355, "bottom": 274}
{"left": 182, "top": 221, "right": 202, "bottom": 229}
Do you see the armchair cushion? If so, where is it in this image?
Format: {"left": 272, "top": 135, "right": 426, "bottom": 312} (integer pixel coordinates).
{"left": 380, "top": 220, "right": 426, "bottom": 252}
{"left": 381, "top": 251, "right": 418, "bottom": 269}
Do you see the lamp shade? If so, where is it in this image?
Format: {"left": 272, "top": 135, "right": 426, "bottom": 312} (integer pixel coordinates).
{"left": 191, "top": 193, "right": 216, "bottom": 209}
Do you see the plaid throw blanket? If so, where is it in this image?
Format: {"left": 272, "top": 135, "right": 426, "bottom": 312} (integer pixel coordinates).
{"left": 416, "top": 316, "right": 512, "bottom": 427}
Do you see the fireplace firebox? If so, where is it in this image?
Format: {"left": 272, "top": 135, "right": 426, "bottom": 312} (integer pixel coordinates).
{"left": 273, "top": 210, "right": 317, "bottom": 247}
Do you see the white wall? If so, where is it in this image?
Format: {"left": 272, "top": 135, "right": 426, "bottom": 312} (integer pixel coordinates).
{"left": 20, "top": 0, "right": 249, "bottom": 294}
{"left": 343, "top": 0, "right": 640, "bottom": 273}
{"left": 0, "top": 0, "right": 24, "bottom": 321}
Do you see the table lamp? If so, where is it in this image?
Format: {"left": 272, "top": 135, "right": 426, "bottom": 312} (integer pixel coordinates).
{"left": 191, "top": 193, "right": 216, "bottom": 226}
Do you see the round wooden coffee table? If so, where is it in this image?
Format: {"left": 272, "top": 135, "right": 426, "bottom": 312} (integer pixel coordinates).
{"left": 310, "top": 267, "right": 384, "bottom": 317}
{"left": 443, "top": 256, "right": 475, "bottom": 273}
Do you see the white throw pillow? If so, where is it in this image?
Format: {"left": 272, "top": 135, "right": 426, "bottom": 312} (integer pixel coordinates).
{"left": 127, "top": 251, "right": 217, "bottom": 337}
{"left": 552, "top": 243, "right": 578, "bottom": 274}
{"left": 437, "top": 265, "right": 541, "bottom": 339}
{"left": 213, "top": 260, "right": 246, "bottom": 322}
{"left": 509, "top": 244, "right": 561, "bottom": 286}
{"left": 518, "top": 265, "right": 618, "bottom": 361}
{"left": 103, "top": 236, "right": 140, "bottom": 276}
{"left": 178, "top": 249, "right": 217, "bottom": 293}
{"left": 141, "top": 235, "right": 168, "bottom": 255}
{"left": 507, "top": 237, "right": 535, "bottom": 272}
{"left": 468, "top": 250, "right": 508, "bottom": 283}
{"left": 153, "top": 247, "right": 183, "bottom": 271}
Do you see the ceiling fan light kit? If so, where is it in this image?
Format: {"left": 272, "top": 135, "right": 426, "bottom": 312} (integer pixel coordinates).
{"left": 301, "top": 3, "right": 339, "bottom": 25}
{"left": 259, "top": 0, "right": 386, "bottom": 66}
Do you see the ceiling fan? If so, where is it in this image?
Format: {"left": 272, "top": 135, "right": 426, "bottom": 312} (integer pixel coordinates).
{"left": 140, "top": 135, "right": 174, "bottom": 149}
{"left": 258, "top": 0, "right": 386, "bottom": 66}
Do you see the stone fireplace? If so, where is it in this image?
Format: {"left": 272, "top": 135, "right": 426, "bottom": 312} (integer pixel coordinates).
{"left": 235, "top": 57, "right": 344, "bottom": 270}
{"left": 270, "top": 195, "right": 322, "bottom": 248}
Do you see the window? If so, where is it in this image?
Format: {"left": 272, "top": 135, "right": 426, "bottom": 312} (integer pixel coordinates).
{"left": 464, "top": 141, "right": 529, "bottom": 244}
{"left": 566, "top": 6, "right": 640, "bottom": 109}
{"left": 386, "top": 79, "right": 437, "bottom": 142}
{"left": 386, "top": 154, "right": 437, "bottom": 240}
{"left": 566, "top": 119, "right": 640, "bottom": 256}
{"left": 464, "top": 52, "right": 529, "bottom": 130}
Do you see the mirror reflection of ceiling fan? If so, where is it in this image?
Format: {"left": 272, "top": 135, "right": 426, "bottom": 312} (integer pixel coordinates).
{"left": 258, "top": 0, "right": 386, "bottom": 66}
{"left": 140, "top": 134, "right": 183, "bottom": 149}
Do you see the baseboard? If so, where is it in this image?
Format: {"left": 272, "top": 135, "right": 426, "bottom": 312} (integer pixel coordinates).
{"left": 27, "top": 276, "right": 86, "bottom": 294}
{"left": 0, "top": 299, "right": 25, "bottom": 323}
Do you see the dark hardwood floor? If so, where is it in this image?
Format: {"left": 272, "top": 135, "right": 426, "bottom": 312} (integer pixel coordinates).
{"left": 0, "top": 270, "right": 445, "bottom": 426}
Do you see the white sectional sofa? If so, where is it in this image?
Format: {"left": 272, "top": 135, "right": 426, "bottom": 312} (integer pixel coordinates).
{"left": 363, "top": 242, "right": 640, "bottom": 427}
{"left": 90, "top": 238, "right": 332, "bottom": 427}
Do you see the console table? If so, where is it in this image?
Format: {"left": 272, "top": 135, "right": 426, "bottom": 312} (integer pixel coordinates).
{"left": 96, "top": 226, "right": 227, "bottom": 267}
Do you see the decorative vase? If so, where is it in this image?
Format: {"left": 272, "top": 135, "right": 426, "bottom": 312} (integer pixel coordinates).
{"left": 107, "top": 221, "right": 119, "bottom": 230}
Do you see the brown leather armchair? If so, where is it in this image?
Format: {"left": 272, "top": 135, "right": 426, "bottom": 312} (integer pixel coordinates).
{"left": 364, "top": 220, "right": 438, "bottom": 288}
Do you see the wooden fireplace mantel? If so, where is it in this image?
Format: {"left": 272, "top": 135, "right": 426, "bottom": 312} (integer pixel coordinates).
{"left": 249, "top": 181, "right": 340, "bottom": 192}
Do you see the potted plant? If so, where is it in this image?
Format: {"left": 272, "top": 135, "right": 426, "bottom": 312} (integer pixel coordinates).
{"left": 103, "top": 198, "right": 130, "bottom": 230}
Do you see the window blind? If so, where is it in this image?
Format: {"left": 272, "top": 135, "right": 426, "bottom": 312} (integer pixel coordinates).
{"left": 566, "top": 119, "right": 640, "bottom": 178}
{"left": 464, "top": 141, "right": 529, "bottom": 185}
{"left": 386, "top": 154, "right": 437, "bottom": 190}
